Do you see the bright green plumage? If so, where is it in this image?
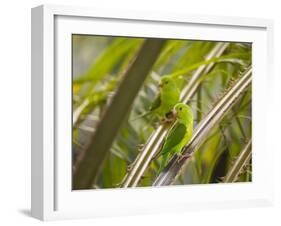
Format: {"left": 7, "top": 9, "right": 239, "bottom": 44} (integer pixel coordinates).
{"left": 158, "top": 103, "right": 193, "bottom": 173}
{"left": 132, "top": 75, "right": 180, "bottom": 121}
{"left": 150, "top": 75, "right": 180, "bottom": 119}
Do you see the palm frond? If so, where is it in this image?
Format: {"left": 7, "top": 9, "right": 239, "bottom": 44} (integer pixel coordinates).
{"left": 153, "top": 67, "right": 252, "bottom": 186}
{"left": 73, "top": 39, "right": 166, "bottom": 189}
{"left": 120, "top": 42, "right": 229, "bottom": 188}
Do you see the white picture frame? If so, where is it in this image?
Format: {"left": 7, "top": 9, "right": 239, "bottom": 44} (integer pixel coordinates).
{"left": 31, "top": 4, "right": 274, "bottom": 221}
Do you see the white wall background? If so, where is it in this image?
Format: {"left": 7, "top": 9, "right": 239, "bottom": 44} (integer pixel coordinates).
{"left": 0, "top": 0, "right": 280, "bottom": 225}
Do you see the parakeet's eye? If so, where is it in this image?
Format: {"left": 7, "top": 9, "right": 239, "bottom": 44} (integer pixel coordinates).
{"left": 179, "top": 107, "right": 182, "bottom": 111}
{"left": 165, "top": 81, "right": 169, "bottom": 84}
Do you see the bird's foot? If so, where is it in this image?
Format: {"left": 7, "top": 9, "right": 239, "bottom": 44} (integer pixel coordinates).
{"left": 166, "top": 117, "right": 175, "bottom": 123}
{"left": 177, "top": 153, "right": 192, "bottom": 163}
{"left": 160, "top": 117, "right": 174, "bottom": 124}
{"left": 160, "top": 111, "right": 177, "bottom": 124}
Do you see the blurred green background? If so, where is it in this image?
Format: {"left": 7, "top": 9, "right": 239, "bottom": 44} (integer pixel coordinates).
{"left": 72, "top": 35, "right": 252, "bottom": 189}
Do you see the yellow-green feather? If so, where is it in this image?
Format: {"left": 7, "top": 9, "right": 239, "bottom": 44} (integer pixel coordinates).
{"left": 158, "top": 103, "right": 193, "bottom": 173}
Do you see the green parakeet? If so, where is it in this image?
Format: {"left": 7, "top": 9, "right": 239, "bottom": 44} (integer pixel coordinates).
{"left": 132, "top": 75, "right": 180, "bottom": 122}
{"left": 157, "top": 103, "right": 193, "bottom": 173}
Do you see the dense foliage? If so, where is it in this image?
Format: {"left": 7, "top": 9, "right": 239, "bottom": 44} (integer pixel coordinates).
{"left": 72, "top": 35, "right": 252, "bottom": 189}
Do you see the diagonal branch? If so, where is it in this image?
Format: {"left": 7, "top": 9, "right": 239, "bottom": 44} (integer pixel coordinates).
{"left": 73, "top": 39, "right": 166, "bottom": 189}
{"left": 224, "top": 139, "right": 252, "bottom": 182}
{"left": 121, "top": 42, "right": 229, "bottom": 188}
{"left": 153, "top": 66, "right": 252, "bottom": 186}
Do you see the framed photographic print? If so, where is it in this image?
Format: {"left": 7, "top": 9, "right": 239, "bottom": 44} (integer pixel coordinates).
{"left": 31, "top": 4, "right": 274, "bottom": 221}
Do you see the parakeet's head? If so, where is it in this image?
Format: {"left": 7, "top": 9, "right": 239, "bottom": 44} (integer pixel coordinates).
{"left": 174, "top": 103, "right": 193, "bottom": 123}
{"left": 159, "top": 75, "right": 176, "bottom": 89}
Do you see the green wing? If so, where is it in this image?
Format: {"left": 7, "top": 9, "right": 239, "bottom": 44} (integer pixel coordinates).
{"left": 159, "top": 122, "right": 186, "bottom": 156}
{"left": 149, "top": 93, "right": 161, "bottom": 111}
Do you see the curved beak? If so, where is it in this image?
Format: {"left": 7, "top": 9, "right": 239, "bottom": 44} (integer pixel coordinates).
{"left": 159, "top": 82, "right": 163, "bottom": 88}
